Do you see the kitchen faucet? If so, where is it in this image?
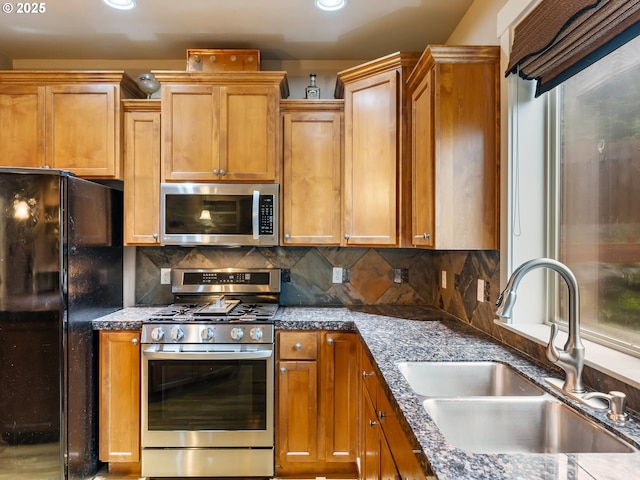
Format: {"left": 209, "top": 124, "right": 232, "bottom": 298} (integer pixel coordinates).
{"left": 495, "top": 258, "right": 585, "bottom": 394}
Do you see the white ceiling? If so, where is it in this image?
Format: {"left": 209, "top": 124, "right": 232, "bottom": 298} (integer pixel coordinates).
{"left": 0, "top": 0, "right": 475, "bottom": 62}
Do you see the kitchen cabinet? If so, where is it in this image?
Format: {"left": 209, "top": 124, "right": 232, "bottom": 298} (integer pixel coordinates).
{"left": 154, "top": 71, "right": 288, "bottom": 182}
{"left": 407, "top": 45, "right": 500, "bottom": 249}
{"left": 0, "top": 71, "right": 141, "bottom": 178}
{"left": 98, "top": 330, "right": 141, "bottom": 469}
{"left": 336, "top": 52, "right": 420, "bottom": 247}
{"left": 281, "top": 99, "right": 343, "bottom": 245}
{"left": 360, "top": 346, "right": 430, "bottom": 480}
{"left": 122, "top": 100, "right": 161, "bottom": 245}
{"left": 276, "top": 330, "right": 359, "bottom": 477}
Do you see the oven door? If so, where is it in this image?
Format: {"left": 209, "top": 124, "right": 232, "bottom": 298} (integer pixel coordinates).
{"left": 141, "top": 344, "right": 274, "bottom": 448}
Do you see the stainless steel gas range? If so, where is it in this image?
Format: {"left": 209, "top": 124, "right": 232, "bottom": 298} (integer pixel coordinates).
{"left": 140, "top": 268, "right": 280, "bottom": 478}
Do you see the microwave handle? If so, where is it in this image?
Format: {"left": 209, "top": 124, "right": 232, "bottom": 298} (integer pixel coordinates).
{"left": 252, "top": 189, "right": 260, "bottom": 240}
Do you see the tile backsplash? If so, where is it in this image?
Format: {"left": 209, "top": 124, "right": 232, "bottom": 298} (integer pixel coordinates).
{"left": 135, "top": 246, "right": 501, "bottom": 327}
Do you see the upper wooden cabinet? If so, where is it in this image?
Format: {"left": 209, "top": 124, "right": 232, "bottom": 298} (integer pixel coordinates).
{"left": 407, "top": 46, "right": 500, "bottom": 250}
{"left": 122, "top": 100, "right": 161, "bottom": 245}
{"left": 336, "top": 52, "right": 420, "bottom": 247}
{"left": 154, "top": 71, "right": 288, "bottom": 182}
{"left": 0, "top": 71, "right": 141, "bottom": 179}
{"left": 281, "top": 99, "right": 343, "bottom": 246}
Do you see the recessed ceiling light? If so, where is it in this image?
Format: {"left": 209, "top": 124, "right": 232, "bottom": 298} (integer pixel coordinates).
{"left": 103, "top": 0, "right": 136, "bottom": 10}
{"left": 314, "top": 0, "right": 347, "bottom": 11}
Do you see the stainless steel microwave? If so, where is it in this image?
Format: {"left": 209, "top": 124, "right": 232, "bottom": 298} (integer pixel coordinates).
{"left": 160, "top": 183, "right": 279, "bottom": 246}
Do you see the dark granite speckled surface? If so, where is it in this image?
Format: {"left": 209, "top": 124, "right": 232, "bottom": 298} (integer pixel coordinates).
{"left": 93, "top": 305, "right": 640, "bottom": 480}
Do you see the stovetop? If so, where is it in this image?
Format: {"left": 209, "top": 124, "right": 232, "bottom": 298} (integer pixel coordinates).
{"left": 146, "top": 300, "right": 279, "bottom": 324}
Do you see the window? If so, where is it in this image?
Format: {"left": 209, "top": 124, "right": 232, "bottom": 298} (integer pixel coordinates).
{"left": 554, "top": 34, "right": 640, "bottom": 353}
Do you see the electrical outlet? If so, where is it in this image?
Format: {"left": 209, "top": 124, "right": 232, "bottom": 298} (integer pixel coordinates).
{"left": 160, "top": 268, "right": 171, "bottom": 284}
{"left": 281, "top": 269, "right": 291, "bottom": 283}
{"left": 477, "top": 279, "right": 485, "bottom": 302}
{"left": 332, "top": 267, "right": 344, "bottom": 284}
{"left": 393, "top": 268, "right": 409, "bottom": 284}
{"left": 441, "top": 270, "right": 447, "bottom": 289}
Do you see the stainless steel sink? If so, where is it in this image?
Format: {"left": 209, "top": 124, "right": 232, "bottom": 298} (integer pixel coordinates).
{"left": 423, "top": 397, "right": 637, "bottom": 454}
{"left": 397, "top": 361, "right": 544, "bottom": 397}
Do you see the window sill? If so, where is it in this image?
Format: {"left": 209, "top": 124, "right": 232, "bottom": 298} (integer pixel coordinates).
{"left": 495, "top": 320, "right": 640, "bottom": 391}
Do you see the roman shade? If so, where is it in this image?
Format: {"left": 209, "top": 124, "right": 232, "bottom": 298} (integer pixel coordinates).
{"left": 506, "top": 0, "right": 640, "bottom": 97}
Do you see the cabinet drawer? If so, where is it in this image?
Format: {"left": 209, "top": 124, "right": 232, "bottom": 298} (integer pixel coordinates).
{"left": 278, "top": 331, "right": 318, "bottom": 360}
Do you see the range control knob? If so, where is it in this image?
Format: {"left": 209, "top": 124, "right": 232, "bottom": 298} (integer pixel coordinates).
{"left": 200, "top": 327, "right": 215, "bottom": 342}
{"left": 249, "top": 327, "right": 263, "bottom": 341}
{"left": 230, "top": 327, "right": 244, "bottom": 341}
{"left": 151, "top": 327, "right": 165, "bottom": 342}
{"left": 170, "top": 326, "right": 185, "bottom": 342}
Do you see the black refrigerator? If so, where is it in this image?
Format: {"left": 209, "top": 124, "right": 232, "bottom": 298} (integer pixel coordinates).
{"left": 0, "top": 168, "right": 123, "bottom": 479}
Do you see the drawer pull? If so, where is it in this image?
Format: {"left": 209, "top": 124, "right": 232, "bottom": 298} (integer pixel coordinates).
{"left": 368, "top": 420, "right": 378, "bottom": 427}
{"left": 294, "top": 343, "right": 302, "bottom": 350}
{"left": 279, "top": 367, "right": 286, "bottom": 374}
{"left": 363, "top": 371, "right": 374, "bottom": 378}
{"left": 131, "top": 338, "right": 138, "bottom": 345}
{"left": 327, "top": 338, "right": 334, "bottom": 345}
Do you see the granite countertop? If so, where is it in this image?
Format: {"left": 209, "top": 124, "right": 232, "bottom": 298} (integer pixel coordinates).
{"left": 92, "top": 305, "right": 640, "bottom": 479}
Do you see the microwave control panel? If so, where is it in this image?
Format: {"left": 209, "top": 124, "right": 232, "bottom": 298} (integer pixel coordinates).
{"left": 259, "top": 196, "right": 274, "bottom": 235}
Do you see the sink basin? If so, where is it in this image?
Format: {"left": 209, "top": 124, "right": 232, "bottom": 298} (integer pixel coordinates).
{"left": 397, "top": 361, "right": 544, "bottom": 397}
{"left": 423, "top": 397, "right": 636, "bottom": 454}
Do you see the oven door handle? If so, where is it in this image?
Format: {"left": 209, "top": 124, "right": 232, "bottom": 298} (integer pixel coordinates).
{"left": 252, "top": 189, "right": 260, "bottom": 240}
{"left": 142, "top": 348, "right": 273, "bottom": 361}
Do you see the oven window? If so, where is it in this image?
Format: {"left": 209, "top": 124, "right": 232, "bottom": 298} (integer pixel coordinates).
{"left": 146, "top": 359, "right": 267, "bottom": 431}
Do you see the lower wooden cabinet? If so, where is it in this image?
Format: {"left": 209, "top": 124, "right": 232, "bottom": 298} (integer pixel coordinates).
{"left": 360, "top": 345, "right": 430, "bottom": 480}
{"left": 98, "top": 330, "right": 141, "bottom": 468}
{"left": 276, "top": 330, "right": 359, "bottom": 477}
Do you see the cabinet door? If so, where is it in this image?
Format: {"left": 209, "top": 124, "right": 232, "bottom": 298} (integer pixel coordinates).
{"left": 321, "top": 332, "right": 358, "bottom": 464}
{"left": 0, "top": 85, "right": 45, "bottom": 167}
{"left": 276, "top": 360, "right": 318, "bottom": 464}
{"left": 282, "top": 109, "right": 342, "bottom": 245}
{"left": 124, "top": 105, "right": 161, "bottom": 245}
{"left": 99, "top": 330, "right": 141, "bottom": 463}
{"left": 343, "top": 70, "right": 398, "bottom": 246}
{"left": 362, "top": 387, "right": 380, "bottom": 480}
{"left": 220, "top": 85, "right": 278, "bottom": 181}
{"left": 380, "top": 433, "right": 401, "bottom": 480}
{"left": 411, "top": 70, "right": 435, "bottom": 248}
{"left": 161, "top": 84, "right": 220, "bottom": 181}
{"left": 46, "top": 84, "right": 119, "bottom": 178}
{"left": 378, "top": 380, "right": 428, "bottom": 480}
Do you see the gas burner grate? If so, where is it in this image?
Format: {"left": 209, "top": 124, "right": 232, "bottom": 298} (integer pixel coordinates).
{"left": 153, "top": 303, "right": 202, "bottom": 317}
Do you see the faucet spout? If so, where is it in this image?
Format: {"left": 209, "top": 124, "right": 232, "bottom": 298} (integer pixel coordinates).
{"left": 495, "top": 258, "right": 585, "bottom": 394}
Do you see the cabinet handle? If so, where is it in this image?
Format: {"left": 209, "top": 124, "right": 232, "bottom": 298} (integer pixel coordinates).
{"left": 344, "top": 234, "right": 350, "bottom": 240}
{"left": 362, "top": 371, "right": 374, "bottom": 378}
{"left": 213, "top": 169, "right": 219, "bottom": 175}
{"left": 423, "top": 232, "right": 430, "bottom": 239}
{"left": 219, "top": 169, "right": 226, "bottom": 176}
{"left": 327, "top": 338, "right": 334, "bottom": 345}
{"left": 294, "top": 343, "right": 302, "bottom": 350}
{"left": 152, "top": 233, "right": 158, "bottom": 240}
{"left": 378, "top": 411, "right": 387, "bottom": 419}
{"left": 279, "top": 367, "right": 286, "bottom": 373}
{"left": 284, "top": 233, "right": 290, "bottom": 240}
{"left": 131, "top": 338, "right": 138, "bottom": 345}
{"left": 368, "top": 420, "right": 378, "bottom": 427}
